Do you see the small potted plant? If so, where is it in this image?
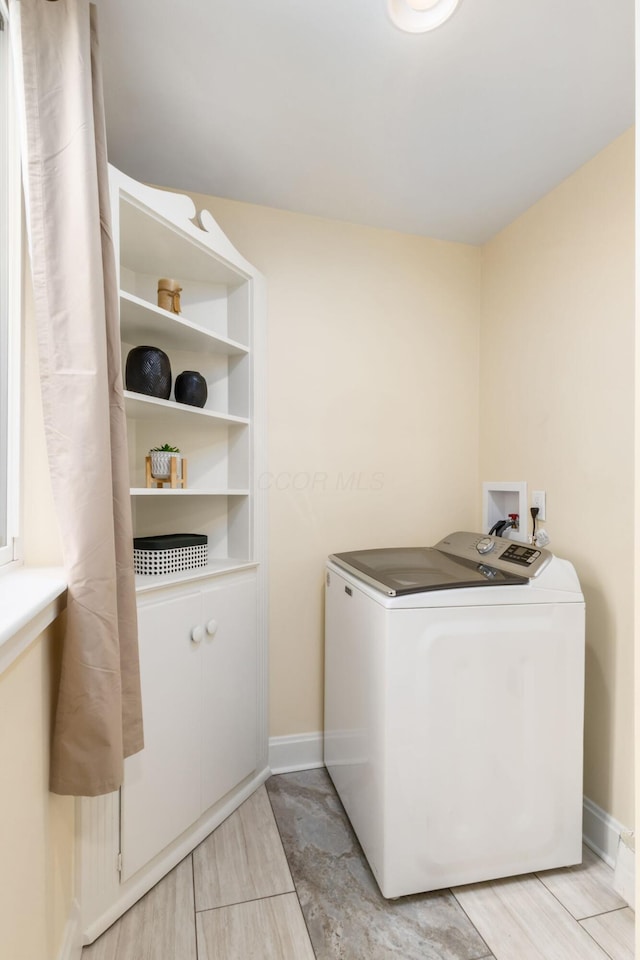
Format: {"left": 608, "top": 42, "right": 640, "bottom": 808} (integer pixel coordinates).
{"left": 149, "top": 443, "right": 182, "bottom": 481}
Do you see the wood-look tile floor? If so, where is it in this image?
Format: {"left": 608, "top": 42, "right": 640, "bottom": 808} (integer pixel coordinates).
{"left": 83, "top": 770, "right": 635, "bottom": 960}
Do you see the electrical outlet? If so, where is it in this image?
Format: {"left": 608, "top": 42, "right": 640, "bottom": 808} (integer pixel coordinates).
{"left": 532, "top": 490, "right": 546, "bottom": 521}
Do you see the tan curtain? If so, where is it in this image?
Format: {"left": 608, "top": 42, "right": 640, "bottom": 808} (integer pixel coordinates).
{"left": 10, "top": 0, "right": 143, "bottom": 796}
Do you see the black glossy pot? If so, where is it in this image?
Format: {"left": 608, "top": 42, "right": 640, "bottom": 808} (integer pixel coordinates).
{"left": 125, "top": 346, "right": 172, "bottom": 400}
{"left": 175, "top": 370, "right": 208, "bottom": 408}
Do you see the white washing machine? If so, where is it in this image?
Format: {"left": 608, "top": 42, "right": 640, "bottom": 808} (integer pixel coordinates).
{"left": 324, "top": 531, "right": 585, "bottom": 899}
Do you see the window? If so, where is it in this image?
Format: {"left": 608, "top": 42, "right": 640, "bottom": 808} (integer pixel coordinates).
{"left": 0, "top": 2, "right": 21, "bottom": 566}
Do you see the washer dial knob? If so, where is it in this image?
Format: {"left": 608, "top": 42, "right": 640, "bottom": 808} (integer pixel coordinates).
{"left": 476, "top": 537, "right": 495, "bottom": 555}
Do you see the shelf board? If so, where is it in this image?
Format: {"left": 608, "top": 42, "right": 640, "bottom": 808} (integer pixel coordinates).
{"left": 130, "top": 488, "right": 249, "bottom": 496}
{"left": 124, "top": 391, "right": 249, "bottom": 426}
{"left": 135, "top": 558, "right": 258, "bottom": 594}
{"left": 119, "top": 196, "right": 249, "bottom": 288}
{"left": 120, "top": 291, "right": 249, "bottom": 356}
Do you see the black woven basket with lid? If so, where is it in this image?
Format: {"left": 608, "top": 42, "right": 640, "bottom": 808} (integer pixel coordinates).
{"left": 133, "top": 534, "right": 208, "bottom": 575}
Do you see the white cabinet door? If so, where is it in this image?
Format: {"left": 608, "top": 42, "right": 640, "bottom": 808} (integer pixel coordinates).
{"left": 200, "top": 572, "right": 258, "bottom": 811}
{"left": 121, "top": 590, "right": 202, "bottom": 881}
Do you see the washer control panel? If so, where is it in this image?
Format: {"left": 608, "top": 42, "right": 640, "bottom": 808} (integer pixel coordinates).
{"left": 499, "top": 542, "right": 542, "bottom": 567}
{"left": 436, "top": 531, "right": 551, "bottom": 579}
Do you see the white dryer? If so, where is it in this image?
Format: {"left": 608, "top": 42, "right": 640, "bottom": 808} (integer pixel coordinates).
{"left": 324, "top": 531, "right": 585, "bottom": 899}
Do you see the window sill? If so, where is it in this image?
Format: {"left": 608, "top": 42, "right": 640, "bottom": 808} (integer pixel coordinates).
{"left": 0, "top": 564, "right": 67, "bottom": 675}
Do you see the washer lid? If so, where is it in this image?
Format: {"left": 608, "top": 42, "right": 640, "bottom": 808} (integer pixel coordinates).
{"left": 329, "top": 546, "right": 528, "bottom": 597}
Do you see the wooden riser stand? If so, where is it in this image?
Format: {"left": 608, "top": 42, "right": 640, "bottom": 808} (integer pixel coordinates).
{"left": 145, "top": 455, "right": 188, "bottom": 489}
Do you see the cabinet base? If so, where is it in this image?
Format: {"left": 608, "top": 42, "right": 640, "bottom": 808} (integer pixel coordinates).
{"left": 79, "top": 764, "right": 270, "bottom": 946}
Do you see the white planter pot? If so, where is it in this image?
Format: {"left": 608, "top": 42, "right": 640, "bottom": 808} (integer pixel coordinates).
{"left": 150, "top": 451, "right": 182, "bottom": 480}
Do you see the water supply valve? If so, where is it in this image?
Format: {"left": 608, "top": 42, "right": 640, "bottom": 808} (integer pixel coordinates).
{"left": 508, "top": 513, "right": 519, "bottom": 531}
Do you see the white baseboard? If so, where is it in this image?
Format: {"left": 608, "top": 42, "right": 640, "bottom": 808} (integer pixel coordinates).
{"left": 269, "top": 731, "right": 324, "bottom": 774}
{"left": 582, "top": 795, "right": 625, "bottom": 867}
{"left": 613, "top": 831, "right": 635, "bottom": 907}
{"left": 57, "top": 898, "right": 83, "bottom": 960}
{"left": 582, "top": 796, "right": 634, "bottom": 908}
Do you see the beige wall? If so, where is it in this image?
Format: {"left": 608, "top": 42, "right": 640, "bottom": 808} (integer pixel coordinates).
{"left": 0, "top": 247, "right": 73, "bottom": 960}
{"left": 191, "top": 139, "right": 635, "bottom": 826}
{"left": 0, "top": 618, "right": 75, "bottom": 960}
{"left": 480, "top": 128, "right": 635, "bottom": 825}
{"left": 186, "top": 194, "right": 482, "bottom": 736}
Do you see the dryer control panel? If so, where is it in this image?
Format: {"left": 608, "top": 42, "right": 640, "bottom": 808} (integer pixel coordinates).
{"left": 435, "top": 531, "right": 551, "bottom": 579}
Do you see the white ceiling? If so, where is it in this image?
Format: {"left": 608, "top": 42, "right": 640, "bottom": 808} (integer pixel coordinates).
{"left": 95, "top": 0, "right": 634, "bottom": 245}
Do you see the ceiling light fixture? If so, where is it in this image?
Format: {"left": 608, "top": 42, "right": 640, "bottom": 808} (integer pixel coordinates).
{"left": 387, "top": 0, "right": 461, "bottom": 34}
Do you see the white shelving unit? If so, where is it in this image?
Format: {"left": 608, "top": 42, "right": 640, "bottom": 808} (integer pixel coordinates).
{"left": 76, "top": 166, "right": 268, "bottom": 944}
{"left": 116, "top": 175, "right": 258, "bottom": 564}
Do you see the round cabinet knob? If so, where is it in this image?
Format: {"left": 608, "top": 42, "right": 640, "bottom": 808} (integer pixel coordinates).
{"left": 476, "top": 537, "right": 495, "bottom": 555}
{"left": 191, "top": 625, "right": 204, "bottom": 644}
{"left": 206, "top": 619, "right": 218, "bottom": 637}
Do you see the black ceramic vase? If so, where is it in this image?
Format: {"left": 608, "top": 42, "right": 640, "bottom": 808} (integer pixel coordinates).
{"left": 125, "top": 346, "right": 172, "bottom": 399}
{"left": 175, "top": 370, "right": 208, "bottom": 408}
